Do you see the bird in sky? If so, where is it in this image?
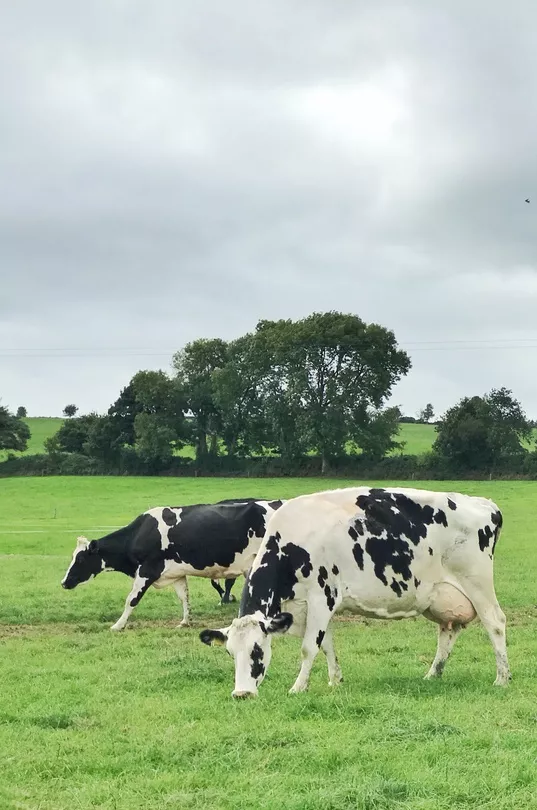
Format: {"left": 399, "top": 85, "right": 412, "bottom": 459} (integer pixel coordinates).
{"left": 525, "top": 198, "right": 530, "bottom": 203}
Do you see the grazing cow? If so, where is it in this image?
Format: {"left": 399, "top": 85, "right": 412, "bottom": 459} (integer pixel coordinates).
{"left": 61, "top": 499, "right": 283, "bottom": 630}
{"left": 200, "top": 487, "right": 510, "bottom": 698}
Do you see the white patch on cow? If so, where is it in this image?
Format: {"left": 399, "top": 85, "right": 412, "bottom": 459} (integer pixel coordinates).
{"left": 145, "top": 507, "right": 183, "bottom": 550}
{"left": 110, "top": 572, "right": 150, "bottom": 631}
{"left": 61, "top": 536, "right": 89, "bottom": 586}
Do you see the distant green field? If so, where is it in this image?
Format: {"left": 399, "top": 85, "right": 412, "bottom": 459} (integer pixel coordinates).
{"left": 0, "top": 476, "right": 536, "bottom": 809}
{"left": 2, "top": 417, "right": 440, "bottom": 460}
{"left": 2, "top": 419, "right": 534, "bottom": 466}
{"left": 0, "top": 416, "right": 64, "bottom": 461}
{"left": 390, "top": 423, "right": 438, "bottom": 455}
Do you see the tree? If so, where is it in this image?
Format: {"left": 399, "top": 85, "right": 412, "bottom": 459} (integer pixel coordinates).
{"left": 85, "top": 416, "right": 125, "bottom": 466}
{"left": 212, "top": 335, "right": 270, "bottom": 457}
{"left": 45, "top": 413, "right": 99, "bottom": 455}
{"left": 63, "top": 404, "right": 78, "bottom": 418}
{"left": 351, "top": 406, "right": 404, "bottom": 460}
{"left": 173, "top": 339, "right": 228, "bottom": 460}
{"left": 252, "top": 312, "right": 411, "bottom": 472}
{"left": 134, "top": 412, "right": 177, "bottom": 470}
{"left": 108, "top": 382, "right": 143, "bottom": 446}
{"left": 16, "top": 406, "right": 27, "bottom": 418}
{"left": 419, "top": 403, "right": 434, "bottom": 423}
{"left": 433, "top": 388, "right": 532, "bottom": 470}
{"left": 0, "top": 405, "right": 31, "bottom": 452}
{"left": 107, "top": 371, "right": 187, "bottom": 454}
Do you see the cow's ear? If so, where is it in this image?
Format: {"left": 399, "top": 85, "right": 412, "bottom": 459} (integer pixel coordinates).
{"left": 265, "top": 613, "right": 293, "bottom": 635}
{"left": 88, "top": 540, "right": 99, "bottom": 554}
{"left": 199, "top": 629, "right": 228, "bottom": 647}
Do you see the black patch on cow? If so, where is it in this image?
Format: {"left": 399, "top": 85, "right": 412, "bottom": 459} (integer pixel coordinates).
{"left": 240, "top": 533, "right": 313, "bottom": 617}
{"left": 434, "top": 509, "right": 448, "bottom": 527}
{"left": 318, "top": 566, "right": 328, "bottom": 588}
{"left": 390, "top": 578, "right": 402, "bottom": 597}
{"left": 324, "top": 584, "right": 335, "bottom": 611}
{"left": 447, "top": 498, "right": 457, "bottom": 511}
{"left": 491, "top": 510, "right": 503, "bottom": 555}
{"left": 428, "top": 547, "right": 433, "bottom": 556}
{"left": 491, "top": 510, "right": 503, "bottom": 528}
{"left": 478, "top": 525, "right": 494, "bottom": 552}
{"left": 316, "top": 630, "right": 325, "bottom": 648}
{"left": 414, "top": 577, "right": 421, "bottom": 589}
{"left": 365, "top": 534, "right": 414, "bottom": 587}
{"left": 162, "top": 501, "right": 270, "bottom": 571}
{"left": 356, "top": 489, "right": 437, "bottom": 547}
{"left": 352, "top": 542, "right": 364, "bottom": 570}
{"left": 349, "top": 519, "right": 364, "bottom": 538}
{"left": 250, "top": 642, "right": 265, "bottom": 680}
{"left": 267, "top": 500, "right": 283, "bottom": 511}
{"left": 162, "top": 508, "right": 177, "bottom": 527}
{"left": 332, "top": 564, "right": 339, "bottom": 575}
{"left": 349, "top": 518, "right": 365, "bottom": 569}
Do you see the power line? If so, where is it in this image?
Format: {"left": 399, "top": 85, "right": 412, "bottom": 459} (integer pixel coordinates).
{"left": 4, "top": 338, "right": 537, "bottom": 357}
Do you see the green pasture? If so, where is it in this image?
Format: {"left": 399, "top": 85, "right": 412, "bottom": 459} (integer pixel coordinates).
{"left": 0, "top": 416, "right": 64, "bottom": 460}
{"left": 2, "top": 419, "right": 536, "bottom": 467}
{"left": 0, "top": 476, "right": 536, "bottom": 809}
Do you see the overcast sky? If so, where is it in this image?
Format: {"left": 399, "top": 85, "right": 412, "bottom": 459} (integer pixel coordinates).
{"left": 2, "top": 1, "right": 537, "bottom": 419}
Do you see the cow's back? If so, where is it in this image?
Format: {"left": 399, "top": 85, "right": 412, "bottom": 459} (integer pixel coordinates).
{"left": 142, "top": 501, "right": 274, "bottom": 575}
{"left": 248, "top": 487, "right": 502, "bottom": 620}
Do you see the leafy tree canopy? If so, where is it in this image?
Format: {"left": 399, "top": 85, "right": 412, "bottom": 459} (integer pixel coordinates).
{"left": 0, "top": 405, "right": 31, "bottom": 452}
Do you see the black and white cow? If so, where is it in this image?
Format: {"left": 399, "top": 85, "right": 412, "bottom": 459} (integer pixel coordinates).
{"left": 61, "top": 499, "right": 283, "bottom": 630}
{"left": 200, "top": 487, "right": 510, "bottom": 698}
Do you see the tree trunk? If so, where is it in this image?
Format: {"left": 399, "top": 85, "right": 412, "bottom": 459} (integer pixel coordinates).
{"left": 209, "top": 433, "right": 218, "bottom": 456}
{"left": 195, "top": 430, "right": 208, "bottom": 461}
{"left": 321, "top": 453, "right": 330, "bottom": 474}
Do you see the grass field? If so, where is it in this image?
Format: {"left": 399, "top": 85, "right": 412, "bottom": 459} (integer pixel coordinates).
{"left": 3, "top": 418, "right": 535, "bottom": 464}
{"left": 2, "top": 418, "right": 441, "bottom": 461}
{"left": 1, "top": 476, "right": 537, "bottom": 809}
{"left": 0, "top": 416, "right": 64, "bottom": 461}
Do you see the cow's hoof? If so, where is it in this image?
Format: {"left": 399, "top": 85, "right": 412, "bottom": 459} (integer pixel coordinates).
{"left": 493, "top": 675, "right": 511, "bottom": 687}
{"left": 424, "top": 670, "right": 441, "bottom": 680}
{"left": 177, "top": 620, "right": 191, "bottom": 628}
{"left": 110, "top": 623, "right": 125, "bottom": 632}
{"left": 288, "top": 684, "right": 307, "bottom": 694}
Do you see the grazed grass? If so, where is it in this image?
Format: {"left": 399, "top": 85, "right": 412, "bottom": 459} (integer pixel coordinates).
{"left": 0, "top": 477, "right": 537, "bottom": 809}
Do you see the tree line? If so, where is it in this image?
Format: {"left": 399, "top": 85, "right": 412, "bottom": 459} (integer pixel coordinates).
{"left": 1, "top": 311, "right": 536, "bottom": 478}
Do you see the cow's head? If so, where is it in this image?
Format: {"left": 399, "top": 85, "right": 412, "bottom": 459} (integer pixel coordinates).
{"left": 200, "top": 611, "right": 293, "bottom": 698}
{"left": 61, "top": 536, "right": 104, "bottom": 589}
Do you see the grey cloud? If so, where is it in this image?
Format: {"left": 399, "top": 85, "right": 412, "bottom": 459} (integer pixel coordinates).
{"left": 2, "top": 1, "right": 537, "bottom": 418}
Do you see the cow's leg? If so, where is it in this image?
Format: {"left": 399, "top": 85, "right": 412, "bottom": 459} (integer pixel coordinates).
{"left": 320, "top": 626, "right": 343, "bottom": 686}
{"left": 457, "top": 578, "right": 511, "bottom": 686}
{"left": 211, "top": 579, "right": 225, "bottom": 601}
{"left": 424, "top": 623, "right": 463, "bottom": 679}
{"left": 289, "top": 601, "right": 336, "bottom": 694}
{"left": 110, "top": 568, "right": 156, "bottom": 631}
{"left": 173, "top": 577, "right": 191, "bottom": 627}
{"left": 222, "top": 578, "right": 237, "bottom": 603}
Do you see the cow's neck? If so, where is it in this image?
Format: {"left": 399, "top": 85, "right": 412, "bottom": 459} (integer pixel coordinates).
{"left": 95, "top": 529, "right": 138, "bottom": 577}
{"left": 239, "top": 557, "right": 288, "bottom": 618}
{"left": 240, "top": 534, "right": 313, "bottom": 618}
